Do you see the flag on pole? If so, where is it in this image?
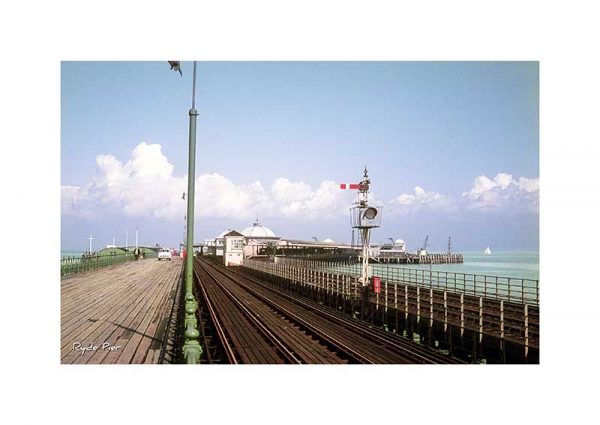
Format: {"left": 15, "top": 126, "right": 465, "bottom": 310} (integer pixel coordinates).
{"left": 168, "top": 61, "right": 182, "bottom": 76}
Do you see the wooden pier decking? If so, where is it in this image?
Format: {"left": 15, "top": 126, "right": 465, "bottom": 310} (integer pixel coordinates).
{"left": 61, "top": 258, "right": 182, "bottom": 364}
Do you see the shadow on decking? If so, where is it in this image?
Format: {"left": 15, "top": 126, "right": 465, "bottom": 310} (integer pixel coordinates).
{"left": 107, "top": 320, "right": 166, "bottom": 349}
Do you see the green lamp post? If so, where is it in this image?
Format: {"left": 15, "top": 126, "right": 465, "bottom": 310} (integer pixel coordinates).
{"left": 171, "top": 60, "right": 202, "bottom": 364}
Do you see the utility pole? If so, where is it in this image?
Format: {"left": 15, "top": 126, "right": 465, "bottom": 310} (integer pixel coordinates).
{"left": 88, "top": 234, "right": 94, "bottom": 254}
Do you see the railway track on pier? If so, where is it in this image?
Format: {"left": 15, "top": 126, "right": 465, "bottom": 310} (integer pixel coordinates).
{"left": 221, "top": 261, "right": 465, "bottom": 364}
{"left": 194, "top": 259, "right": 345, "bottom": 364}
{"left": 194, "top": 258, "right": 464, "bottom": 364}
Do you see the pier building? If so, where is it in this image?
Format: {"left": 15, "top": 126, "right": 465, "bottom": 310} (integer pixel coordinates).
{"left": 98, "top": 247, "right": 129, "bottom": 257}
{"left": 241, "top": 219, "right": 280, "bottom": 257}
{"left": 201, "top": 219, "right": 353, "bottom": 262}
{"left": 214, "top": 230, "right": 228, "bottom": 256}
{"left": 223, "top": 230, "right": 245, "bottom": 266}
{"left": 97, "top": 246, "right": 158, "bottom": 257}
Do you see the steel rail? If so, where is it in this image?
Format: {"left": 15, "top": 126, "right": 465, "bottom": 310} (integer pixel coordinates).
{"left": 201, "top": 260, "right": 390, "bottom": 364}
{"left": 198, "top": 261, "right": 303, "bottom": 364}
{"left": 193, "top": 264, "right": 238, "bottom": 364}
{"left": 222, "top": 262, "right": 465, "bottom": 364}
{"left": 232, "top": 265, "right": 446, "bottom": 364}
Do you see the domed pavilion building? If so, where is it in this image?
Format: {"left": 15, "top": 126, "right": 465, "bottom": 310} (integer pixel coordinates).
{"left": 241, "top": 219, "right": 280, "bottom": 257}
{"left": 202, "top": 219, "right": 353, "bottom": 261}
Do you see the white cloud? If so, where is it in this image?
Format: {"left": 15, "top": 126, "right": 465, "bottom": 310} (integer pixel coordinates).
{"left": 388, "top": 186, "right": 452, "bottom": 214}
{"left": 263, "top": 178, "right": 352, "bottom": 219}
{"left": 61, "top": 185, "right": 84, "bottom": 216}
{"left": 270, "top": 178, "right": 313, "bottom": 204}
{"left": 462, "top": 173, "right": 539, "bottom": 212}
{"left": 62, "top": 142, "right": 355, "bottom": 222}
{"left": 61, "top": 143, "right": 539, "bottom": 222}
{"left": 196, "top": 173, "right": 268, "bottom": 219}
{"left": 287, "top": 180, "right": 350, "bottom": 219}
{"left": 518, "top": 176, "right": 540, "bottom": 193}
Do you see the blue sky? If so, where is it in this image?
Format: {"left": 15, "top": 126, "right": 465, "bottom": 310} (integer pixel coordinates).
{"left": 61, "top": 61, "right": 538, "bottom": 252}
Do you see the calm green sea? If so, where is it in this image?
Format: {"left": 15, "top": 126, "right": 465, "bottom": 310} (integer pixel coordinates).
{"left": 371, "top": 251, "right": 539, "bottom": 281}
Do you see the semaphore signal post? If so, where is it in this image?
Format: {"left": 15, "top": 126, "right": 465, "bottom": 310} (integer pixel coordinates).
{"left": 342, "top": 167, "right": 382, "bottom": 319}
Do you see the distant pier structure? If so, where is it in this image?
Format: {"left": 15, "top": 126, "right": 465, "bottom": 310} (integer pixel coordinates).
{"left": 359, "top": 237, "right": 464, "bottom": 264}
{"left": 364, "top": 251, "right": 464, "bottom": 264}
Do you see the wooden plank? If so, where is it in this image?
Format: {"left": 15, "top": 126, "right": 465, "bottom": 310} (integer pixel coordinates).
{"left": 131, "top": 268, "right": 180, "bottom": 364}
{"left": 124, "top": 265, "right": 181, "bottom": 364}
{"left": 62, "top": 264, "right": 162, "bottom": 362}
{"left": 61, "top": 263, "right": 152, "bottom": 347}
{"left": 101, "top": 266, "right": 172, "bottom": 364}
{"left": 66, "top": 264, "right": 170, "bottom": 364}
{"left": 61, "top": 259, "right": 182, "bottom": 364}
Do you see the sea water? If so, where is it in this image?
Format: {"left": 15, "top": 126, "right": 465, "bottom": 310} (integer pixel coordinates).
{"left": 329, "top": 251, "right": 539, "bottom": 302}
{"left": 334, "top": 251, "right": 539, "bottom": 282}
{"left": 61, "top": 251, "right": 85, "bottom": 264}
{"left": 373, "top": 251, "right": 539, "bottom": 281}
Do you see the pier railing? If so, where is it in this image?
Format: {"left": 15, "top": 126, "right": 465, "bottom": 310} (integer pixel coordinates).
{"left": 60, "top": 252, "right": 157, "bottom": 278}
{"left": 372, "top": 266, "right": 538, "bottom": 306}
{"left": 243, "top": 257, "right": 539, "bottom": 362}
{"left": 268, "top": 257, "right": 539, "bottom": 306}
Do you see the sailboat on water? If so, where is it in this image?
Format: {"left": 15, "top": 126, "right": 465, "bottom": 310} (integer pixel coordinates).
{"left": 484, "top": 246, "right": 492, "bottom": 255}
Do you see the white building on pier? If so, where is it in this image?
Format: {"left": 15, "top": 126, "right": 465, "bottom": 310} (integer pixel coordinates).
{"left": 202, "top": 219, "right": 353, "bottom": 264}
